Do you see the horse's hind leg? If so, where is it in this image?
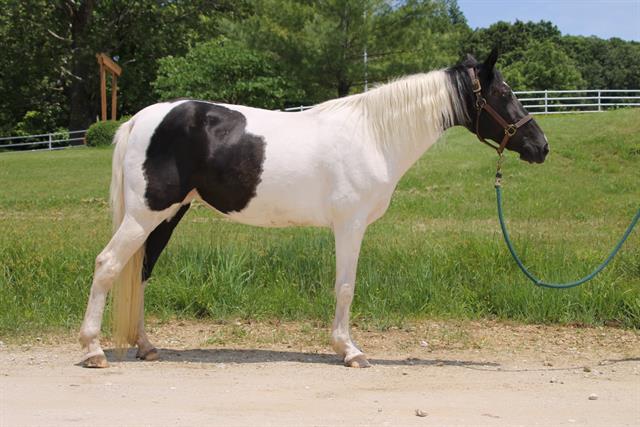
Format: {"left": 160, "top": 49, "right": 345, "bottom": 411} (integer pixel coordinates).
{"left": 79, "top": 213, "right": 161, "bottom": 367}
{"left": 135, "top": 204, "right": 191, "bottom": 361}
{"left": 134, "top": 281, "right": 157, "bottom": 361}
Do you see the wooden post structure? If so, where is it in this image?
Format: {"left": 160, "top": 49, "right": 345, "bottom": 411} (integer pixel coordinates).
{"left": 96, "top": 53, "right": 122, "bottom": 121}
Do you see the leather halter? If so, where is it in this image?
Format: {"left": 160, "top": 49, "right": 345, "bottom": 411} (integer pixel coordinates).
{"left": 467, "top": 67, "right": 533, "bottom": 155}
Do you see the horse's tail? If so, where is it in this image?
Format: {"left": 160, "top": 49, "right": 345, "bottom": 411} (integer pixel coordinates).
{"left": 109, "top": 120, "right": 144, "bottom": 352}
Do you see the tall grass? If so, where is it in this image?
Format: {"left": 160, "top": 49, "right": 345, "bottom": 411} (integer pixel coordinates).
{"left": 1, "top": 110, "right": 639, "bottom": 336}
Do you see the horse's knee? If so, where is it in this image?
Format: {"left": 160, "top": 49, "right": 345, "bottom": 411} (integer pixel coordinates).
{"left": 93, "top": 252, "right": 120, "bottom": 286}
{"left": 335, "top": 282, "right": 355, "bottom": 304}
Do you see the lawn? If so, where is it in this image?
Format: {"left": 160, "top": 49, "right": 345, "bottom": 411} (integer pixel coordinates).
{"left": 1, "top": 109, "right": 639, "bottom": 336}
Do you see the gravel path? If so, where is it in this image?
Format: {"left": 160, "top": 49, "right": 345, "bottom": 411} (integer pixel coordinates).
{"left": 1, "top": 320, "right": 639, "bottom": 426}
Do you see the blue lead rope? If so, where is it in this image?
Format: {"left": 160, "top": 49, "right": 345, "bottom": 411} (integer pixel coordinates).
{"left": 495, "top": 175, "right": 640, "bottom": 289}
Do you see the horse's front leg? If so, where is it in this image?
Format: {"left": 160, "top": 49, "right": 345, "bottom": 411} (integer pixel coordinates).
{"left": 331, "top": 218, "right": 370, "bottom": 368}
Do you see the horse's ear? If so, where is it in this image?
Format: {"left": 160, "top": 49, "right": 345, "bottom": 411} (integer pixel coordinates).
{"left": 464, "top": 53, "right": 477, "bottom": 64}
{"left": 484, "top": 48, "right": 499, "bottom": 72}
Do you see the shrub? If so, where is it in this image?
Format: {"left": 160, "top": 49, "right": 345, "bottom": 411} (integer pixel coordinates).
{"left": 85, "top": 117, "right": 129, "bottom": 147}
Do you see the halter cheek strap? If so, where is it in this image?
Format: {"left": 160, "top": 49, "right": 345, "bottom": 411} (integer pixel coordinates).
{"left": 466, "top": 67, "right": 533, "bottom": 155}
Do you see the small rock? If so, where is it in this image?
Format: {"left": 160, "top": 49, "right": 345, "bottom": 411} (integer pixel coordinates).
{"left": 550, "top": 378, "right": 558, "bottom": 383}
{"left": 481, "top": 413, "right": 501, "bottom": 419}
{"left": 415, "top": 409, "right": 428, "bottom": 417}
{"left": 543, "top": 360, "right": 553, "bottom": 367}
{"left": 378, "top": 408, "right": 383, "bottom": 413}
{"left": 169, "top": 386, "right": 176, "bottom": 390}
{"left": 568, "top": 419, "right": 576, "bottom": 423}
{"left": 436, "top": 361, "right": 444, "bottom": 367}
{"left": 402, "top": 372, "right": 408, "bottom": 376}
{"left": 588, "top": 393, "right": 598, "bottom": 400}
{"left": 419, "top": 340, "right": 428, "bottom": 348}
{"left": 583, "top": 366, "right": 591, "bottom": 373}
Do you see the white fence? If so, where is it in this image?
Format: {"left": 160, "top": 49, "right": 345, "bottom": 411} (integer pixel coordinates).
{"left": 285, "top": 88, "right": 640, "bottom": 114}
{"left": 514, "top": 89, "right": 640, "bottom": 114}
{"left": 0, "top": 129, "right": 86, "bottom": 152}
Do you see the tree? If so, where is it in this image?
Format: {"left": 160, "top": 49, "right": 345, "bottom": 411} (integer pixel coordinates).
{"left": 462, "top": 19, "right": 562, "bottom": 60}
{"left": 0, "top": 1, "right": 69, "bottom": 134}
{"left": 562, "top": 36, "right": 640, "bottom": 89}
{"left": 154, "top": 38, "right": 300, "bottom": 109}
{"left": 222, "top": 0, "right": 469, "bottom": 103}
{"left": 500, "top": 40, "right": 585, "bottom": 90}
{"left": 0, "top": 0, "right": 250, "bottom": 134}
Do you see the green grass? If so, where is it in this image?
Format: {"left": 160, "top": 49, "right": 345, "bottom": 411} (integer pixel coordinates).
{"left": 1, "top": 109, "right": 639, "bottom": 336}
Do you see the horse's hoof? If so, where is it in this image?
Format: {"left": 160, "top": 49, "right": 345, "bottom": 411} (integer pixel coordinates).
{"left": 345, "top": 354, "right": 371, "bottom": 368}
{"left": 136, "top": 347, "right": 159, "bottom": 361}
{"left": 83, "top": 354, "right": 109, "bottom": 368}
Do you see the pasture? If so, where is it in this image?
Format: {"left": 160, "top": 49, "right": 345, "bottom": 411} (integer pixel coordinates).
{"left": 1, "top": 109, "right": 639, "bottom": 337}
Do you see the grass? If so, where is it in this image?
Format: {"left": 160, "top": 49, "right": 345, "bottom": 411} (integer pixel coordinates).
{"left": 1, "top": 109, "right": 639, "bottom": 336}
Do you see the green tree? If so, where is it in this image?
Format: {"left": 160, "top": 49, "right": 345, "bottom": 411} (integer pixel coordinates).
{"left": 500, "top": 40, "right": 585, "bottom": 90}
{"left": 562, "top": 36, "right": 640, "bottom": 89}
{"left": 226, "top": 0, "right": 468, "bottom": 102}
{"left": 0, "top": 0, "right": 249, "bottom": 133}
{"left": 462, "top": 19, "right": 562, "bottom": 60}
{"left": 0, "top": 1, "right": 69, "bottom": 134}
{"left": 154, "top": 38, "right": 300, "bottom": 109}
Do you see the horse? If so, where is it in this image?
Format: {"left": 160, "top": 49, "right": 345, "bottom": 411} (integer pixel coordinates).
{"left": 79, "top": 49, "right": 549, "bottom": 368}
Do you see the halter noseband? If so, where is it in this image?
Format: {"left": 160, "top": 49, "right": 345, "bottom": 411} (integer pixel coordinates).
{"left": 467, "top": 67, "right": 532, "bottom": 155}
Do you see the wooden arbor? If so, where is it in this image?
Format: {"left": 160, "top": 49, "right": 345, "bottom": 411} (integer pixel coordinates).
{"left": 96, "top": 53, "right": 122, "bottom": 121}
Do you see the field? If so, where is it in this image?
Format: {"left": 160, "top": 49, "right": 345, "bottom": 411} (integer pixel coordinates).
{"left": 1, "top": 109, "right": 639, "bottom": 336}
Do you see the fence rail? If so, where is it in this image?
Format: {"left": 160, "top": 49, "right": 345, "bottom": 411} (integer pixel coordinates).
{"left": 0, "top": 129, "right": 86, "bottom": 152}
{"left": 513, "top": 89, "right": 640, "bottom": 114}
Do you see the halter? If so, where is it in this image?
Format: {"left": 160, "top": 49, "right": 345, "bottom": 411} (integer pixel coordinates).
{"left": 467, "top": 67, "right": 533, "bottom": 155}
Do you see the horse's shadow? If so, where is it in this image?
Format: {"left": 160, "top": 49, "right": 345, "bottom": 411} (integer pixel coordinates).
{"left": 104, "top": 347, "right": 499, "bottom": 368}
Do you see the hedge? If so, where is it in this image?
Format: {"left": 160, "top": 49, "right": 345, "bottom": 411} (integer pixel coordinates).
{"left": 85, "top": 117, "right": 130, "bottom": 147}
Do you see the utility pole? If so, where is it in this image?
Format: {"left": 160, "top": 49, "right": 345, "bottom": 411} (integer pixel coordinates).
{"left": 363, "top": 8, "right": 368, "bottom": 92}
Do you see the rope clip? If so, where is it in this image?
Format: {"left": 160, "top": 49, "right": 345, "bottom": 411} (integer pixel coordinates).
{"left": 494, "top": 154, "right": 504, "bottom": 187}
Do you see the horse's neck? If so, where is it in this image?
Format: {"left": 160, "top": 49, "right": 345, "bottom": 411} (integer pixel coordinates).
{"left": 362, "top": 72, "right": 461, "bottom": 181}
{"left": 380, "top": 126, "right": 445, "bottom": 181}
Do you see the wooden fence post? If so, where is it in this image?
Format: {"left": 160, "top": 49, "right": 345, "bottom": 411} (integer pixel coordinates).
{"left": 96, "top": 53, "right": 122, "bottom": 121}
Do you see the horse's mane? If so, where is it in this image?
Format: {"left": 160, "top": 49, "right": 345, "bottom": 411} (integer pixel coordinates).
{"left": 310, "top": 69, "right": 468, "bottom": 151}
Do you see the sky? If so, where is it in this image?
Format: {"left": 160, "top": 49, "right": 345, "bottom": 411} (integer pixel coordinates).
{"left": 458, "top": 0, "right": 640, "bottom": 42}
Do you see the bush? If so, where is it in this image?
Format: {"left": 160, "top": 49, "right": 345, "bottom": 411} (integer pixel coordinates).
{"left": 85, "top": 117, "right": 129, "bottom": 147}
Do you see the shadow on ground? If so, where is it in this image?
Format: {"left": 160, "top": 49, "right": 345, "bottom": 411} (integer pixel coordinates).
{"left": 103, "top": 347, "right": 500, "bottom": 367}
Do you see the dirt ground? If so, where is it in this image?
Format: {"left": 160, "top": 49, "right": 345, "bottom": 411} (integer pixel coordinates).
{"left": 1, "top": 319, "right": 639, "bottom": 427}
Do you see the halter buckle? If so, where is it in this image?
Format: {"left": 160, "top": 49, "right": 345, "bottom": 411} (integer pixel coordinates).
{"left": 475, "top": 97, "right": 486, "bottom": 109}
{"left": 471, "top": 78, "right": 482, "bottom": 93}
{"left": 505, "top": 124, "right": 517, "bottom": 136}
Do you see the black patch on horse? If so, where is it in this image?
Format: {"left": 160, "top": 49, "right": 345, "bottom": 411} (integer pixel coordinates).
{"left": 143, "top": 101, "right": 266, "bottom": 213}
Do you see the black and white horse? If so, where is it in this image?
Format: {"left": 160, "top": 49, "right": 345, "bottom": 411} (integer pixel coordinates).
{"left": 79, "top": 50, "right": 548, "bottom": 368}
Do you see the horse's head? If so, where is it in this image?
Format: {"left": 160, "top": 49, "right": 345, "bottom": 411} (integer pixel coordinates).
{"left": 460, "top": 49, "right": 549, "bottom": 164}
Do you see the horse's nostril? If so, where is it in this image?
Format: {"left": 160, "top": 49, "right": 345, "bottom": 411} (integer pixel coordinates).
{"left": 543, "top": 143, "right": 549, "bottom": 155}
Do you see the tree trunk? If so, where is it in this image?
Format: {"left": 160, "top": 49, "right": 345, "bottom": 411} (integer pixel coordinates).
{"left": 337, "top": 79, "right": 351, "bottom": 97}
{"left": 66, "top": 0, "right": 96, "bottom": 130}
